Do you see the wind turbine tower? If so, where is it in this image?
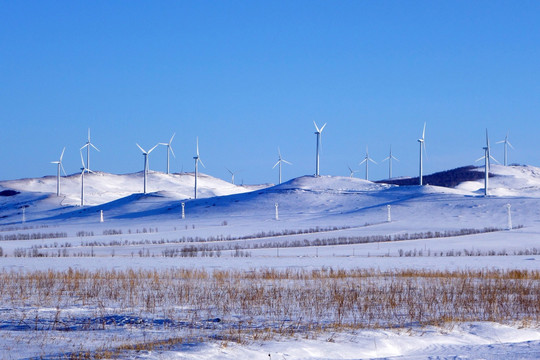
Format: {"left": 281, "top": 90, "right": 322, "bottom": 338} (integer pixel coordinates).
{"left": 79, "top": 151, "right": 89, "bottom": 206}
{"left": 50, "top": 147, "right": 66, "bottom": 196}
{"left": 478, "top": 129, "right": 498, "bottom": 196}
{"left": 272, "top": 147, "right": 292, "bottom": 184}
{"left": 382, "top": 145, "right": 399, "bottom": 179}
{"left": 418, "top": 123, "right": 426, "bottom": 185}
{"left": 496, "top": 133, "right": 514, "bottom": 166}
{"left": 313, "top": 122, "right": 327, "bottom": 177}
{"left": 80, "top": 128, "right": 100, "bottom": 172}
{"left": 193, "top": 137, "right": 205, "bottom": 199}
{"left": 137, "top": 143, "right": 158, "bottom": 194}
{"left": 159, "top": 133, "right": 176, "bottom": 174}
{"left": 359, "top": 146, "right": 377, "bottom": 181}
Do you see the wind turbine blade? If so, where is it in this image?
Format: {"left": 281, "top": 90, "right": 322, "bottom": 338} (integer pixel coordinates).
{"left": 199, "top": 158, "right": 206, "bottom": 168}
{"left": 88, "top": 128, "right": 91, "bottom": 142}
{"left": 369, "top": 158, "right": 377, "bottom": 164}
{"left": 196, "top": 137, "right": 199, "bottom": 156}
{"left": 359, "top": 159, "right": 367, "bottom": 165}
{"left": 136, "top": 143, "right": 146, "bottom": 153}
{"left": 392, "top": 155, "right": 399, "bottom": 161}
{"left": 80, "top": 144, "right": 88, "bottom": 151}
{"left": 319, "top": 123, "right": 327, "bottom": 132}
{"left": 60, "top": 147, "right": 65, "bottom": 162}
{"left": 495, "top": 140, "right": 505, "bottom": 144}
{"left": 169, "top": 145, "right": 176, "bottom": 158}
{"left": 282, "top": 159, "right": 292, "bottom": 165}
{"left": 475, "top": 155, "right": 486, "bottom": 163}
{"left": 226, "top": 167, "right": 233, "bottom": 175}
{"left": 313, "top": 121, "right": 320, "bottom": 133}
{"left": 423, "top": 142, "right": 428, "bottom": 160}
{"left": 169, "top": 133, "right": 176, "bottom": 144}
{"left": 90, "top": 143, "right": 100, "bottom": 152}
{"left": 60, "top": 163, "right": 67, "bottom": 176}
{"left": 278, "top": 147, "right": 281, "bottom": 157}
{"left": 422, "top": 122, "right": 426, "bottom": 140}
{"left": 272, "top": 161, "right": 280, "bottom": 169}
{"left": 80, "top": 151, "right": 86, "bottom": 168}
{"left": 507, "top": 140, "right": 514, "bottom": 150}
{"left": 490, "top": 155, "right": 499, "bottom": 164}
{"left": 148, "top": 144, "right": 159, "bottom": 154}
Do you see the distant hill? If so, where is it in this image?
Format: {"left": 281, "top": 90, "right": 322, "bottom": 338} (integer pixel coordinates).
{"left": 377, "top": 166, "right": 488, "bottom": 188}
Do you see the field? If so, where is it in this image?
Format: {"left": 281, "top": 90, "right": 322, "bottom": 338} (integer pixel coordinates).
{"left": 1, "top": 165, "right": 539, "bottom": 359}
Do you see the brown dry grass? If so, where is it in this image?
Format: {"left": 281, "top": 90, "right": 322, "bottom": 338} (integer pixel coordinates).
{"left": 0, "top": 267, "right": 538, "bottom": 358}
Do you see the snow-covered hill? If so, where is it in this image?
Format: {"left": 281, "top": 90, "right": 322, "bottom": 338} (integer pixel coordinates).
{"left": 0, "top": 171, "right": 268, "bottom": 223}
{"left": 2, "top": 165, "right": 540, "bottom": 227}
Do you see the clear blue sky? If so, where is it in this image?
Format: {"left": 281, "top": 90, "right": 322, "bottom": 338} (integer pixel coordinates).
{"left": 1, "top": 1, "right": 539, "bottom": 184}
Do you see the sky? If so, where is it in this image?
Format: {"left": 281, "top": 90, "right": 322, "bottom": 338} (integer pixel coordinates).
{"left": 1, "top": 1, "right": 539, "bottom": 185}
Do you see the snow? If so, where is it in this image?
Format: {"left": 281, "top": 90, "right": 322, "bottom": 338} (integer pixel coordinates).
{"left": 150, "top": 324, "right": 540, "bottom": 360}
{"left": 0, "top": 165, "right": 539, "bottom": 359}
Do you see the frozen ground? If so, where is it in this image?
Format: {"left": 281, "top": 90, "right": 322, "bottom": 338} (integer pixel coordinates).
{"left": 0, "top": 165, "right": 539, "bottom": 359}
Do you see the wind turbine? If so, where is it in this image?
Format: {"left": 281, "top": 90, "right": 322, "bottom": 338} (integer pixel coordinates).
{"left": 313, "top": 121, "right": 327, "bottom": 177}
{"left": 359, "top": 146, "right": 377, "bottom": 181}
{"left": 418, "top": 122, "right": 426, "bottom": 185}
{"left": 50, "top": 147, "right": 66, "bottom": 196}
{"left": 476, "top": 129, "right": 498, "bottom": 196}
{"left": 137, "top": 143, "right": 159, "bottom": 194}
{"left": 382, "top": 145, "right": 399, "bottom": 179}
{"left": 496, "top": 133, "right": 514, "bottom": 166}
{"left": 226, "top": 168, "right": 238, "bottom": 185}
{"left": 193, "top": 137, "right": 205, "bottom": 199}
{"left": 80, "top": 128, "right": 100, "bottom": 172}
{"left": 159, "top": 133, "right": 176, "bottom": 174}
{"left": 347, "top": 164, "right": 359, "bottom": 178}
{"left": 272, "top": 147, "right": 292, "bottom": 184}
{"left": 79, "top": 151, "right": 89, "bottom": 206}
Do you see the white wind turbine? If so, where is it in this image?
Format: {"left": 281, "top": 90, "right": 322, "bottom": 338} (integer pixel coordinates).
{"left": 382, "top": 145, "right": 399, "bottom": 179}
{"left": 137, "top": 143, "right": 159, "bottom": 194}
{"left": 476, "top": 129, "right": 498, "bottom": 196}
{"left": 313, "top": 121, "right": 327, "bottom": 177}
{"left": 159, "top": 133, "right": 176, "bottom": 174}
{"left": 80, "top": 128, "right": 100, "bottom": 172}
{"left": 272, "top": 147, "right": 292, "bottom": 184}
{"left": 418, "top": 122, "right": 426, "bottom": 185}
{"left": 359, "top": 146, "right": 377, "bottom": 181}
{"left": 496, "top": 133, "right": 514, "bottom": 166}
{"left": 79, "top": 151, "right": 89, "bottom": 206}
{"left": 193, "top": 137, "right": 205, "bottom": 199}
{"left": 347, "top": 164, "right": 359, "bottom": 178}
{"left": 50, "top": 147, "right": 66, "bottom": 196}
{"left": 226, "top": 168, "right": 238, "bottom": 185}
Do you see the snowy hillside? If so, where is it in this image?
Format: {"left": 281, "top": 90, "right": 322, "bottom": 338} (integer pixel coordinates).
{"left": 0, "top": 171, "right": 268, "bottom": 223}
{"left": 457, "top": 164, "right": 540, "bottom": 196}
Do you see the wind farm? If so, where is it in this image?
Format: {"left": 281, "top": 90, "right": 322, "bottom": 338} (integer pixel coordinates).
{"left": 2, "top": 1, "right": 540, "bottom": 359}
